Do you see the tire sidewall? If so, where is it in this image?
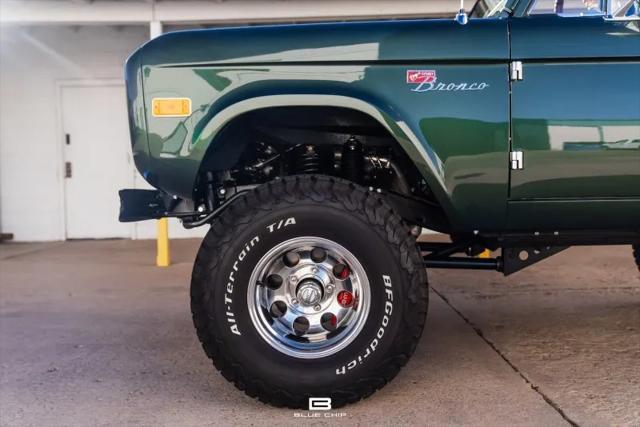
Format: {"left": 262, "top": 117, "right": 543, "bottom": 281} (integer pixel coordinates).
{"left": 202, "top": 201, "right": 407, "bottom": 393}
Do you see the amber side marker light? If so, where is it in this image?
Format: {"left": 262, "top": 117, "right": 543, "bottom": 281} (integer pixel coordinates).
{"left": 152, "top": 98, "right": 192, "bottom": 117}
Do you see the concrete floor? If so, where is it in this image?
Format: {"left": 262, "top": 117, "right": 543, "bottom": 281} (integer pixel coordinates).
{"left": 0, "top": 239, "right": 638, "bottom": 426}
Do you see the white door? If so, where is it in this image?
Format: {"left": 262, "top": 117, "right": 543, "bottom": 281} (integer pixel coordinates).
{"left": 61, "top": 84, "right": 133, "bottom": 239}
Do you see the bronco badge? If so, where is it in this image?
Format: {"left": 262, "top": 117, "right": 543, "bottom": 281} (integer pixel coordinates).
{"left": 407, "top": 69, "right": 489, "bottom": 93}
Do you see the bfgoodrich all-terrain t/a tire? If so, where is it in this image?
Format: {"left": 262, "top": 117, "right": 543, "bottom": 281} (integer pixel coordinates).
{"left": 190, "top": 175, "right": 428, "bottom": 408}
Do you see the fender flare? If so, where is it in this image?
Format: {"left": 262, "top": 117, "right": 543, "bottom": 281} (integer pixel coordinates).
{"left": 191, "top": 94, "right": 453, "bottom": 218}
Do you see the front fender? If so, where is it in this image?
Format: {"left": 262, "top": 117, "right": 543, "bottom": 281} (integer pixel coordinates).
{"left": 142, "top": 63, "right": 509, "bottom": 232}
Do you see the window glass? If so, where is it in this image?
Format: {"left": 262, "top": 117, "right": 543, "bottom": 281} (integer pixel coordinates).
{"left": 471, "top": 0, "right": 510, "bottom": 17}
{"left": 610, "top": 0, "right": 628, "bottom": 13}
{"left": 611, "top": 0, "right": 639, "bottom": 17}
{"left": 529, "top": 0, "right": 604, "bottom": 15}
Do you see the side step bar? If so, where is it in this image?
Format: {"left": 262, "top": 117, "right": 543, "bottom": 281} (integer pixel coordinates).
{"left": 424, "top": 257, "right": 502, "bottom": 271}
{"left": 419, "top": 240, "right": 567, "bottom": 276}
{"left": 420, "top": 240, "right": 504, "bottom": 273}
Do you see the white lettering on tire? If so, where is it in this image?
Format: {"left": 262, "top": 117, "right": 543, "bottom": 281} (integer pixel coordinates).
{"left": 225, "top": 235, "right": 260, "bottom": 335}
{"left": 336, "top": 275, "right": 393, "bottom": 375}
{"left": 224, "top": 217, "right": 296, "bottom": 336}
{"left": 267, "top": 217, "right": 296, "bottom": 233}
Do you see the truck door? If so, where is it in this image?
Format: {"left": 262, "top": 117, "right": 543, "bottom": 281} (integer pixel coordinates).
{"left": 508, "top": 2, "right": 640, "bottom": 230}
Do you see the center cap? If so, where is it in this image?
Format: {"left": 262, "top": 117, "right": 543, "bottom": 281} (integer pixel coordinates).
{"left": 296, "top": 280, "right": 323, "bottom": 306}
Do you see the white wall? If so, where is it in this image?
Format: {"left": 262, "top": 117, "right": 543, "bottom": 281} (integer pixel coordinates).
{"left": 0, "top": 26, "right": 141, "bottom": 241}
{"left": 0, "top": 25, "right": 207, "bottom": 241}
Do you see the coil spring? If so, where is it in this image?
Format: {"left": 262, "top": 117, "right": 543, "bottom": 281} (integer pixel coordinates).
{"left": 296, "top": 145, "right": 320, "bottom": 174}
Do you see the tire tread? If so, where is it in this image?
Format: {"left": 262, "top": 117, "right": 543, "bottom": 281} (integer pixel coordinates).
{"left": 190, "top": 175, "right": 428, "bottom": 408}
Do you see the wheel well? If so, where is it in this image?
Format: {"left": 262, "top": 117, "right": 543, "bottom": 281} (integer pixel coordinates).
{"left": 195, "top": 106, "right": 447, "bottom": 230}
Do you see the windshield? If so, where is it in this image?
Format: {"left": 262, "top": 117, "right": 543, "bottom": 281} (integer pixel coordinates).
{"left": 471, "top": 0, "right": 511, "bottom": 17}
{"left": 612, "top": 0, "right": 639, "bottom": 16}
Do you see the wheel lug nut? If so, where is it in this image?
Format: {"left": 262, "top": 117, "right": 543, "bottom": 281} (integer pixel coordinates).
{"left": 291, "top": 298, "right": 298, "bottom": 305}
{"left": 337, "top": 290, "right": 354, "bottom": 308}
{"left": 270, "top": 301, "right": 287, "bottom": 318}
{"left": 326, "top": 285, "right": 334, "bottom": 294}
{"left": 311, "top": 267, "right": 319, "bottom": 274}
{"left": 266, "top": 274, "right": 283, "bottom": 290}
{"left": 333, "top": 263, "right": 350, "bottom": 280}
{"left": 321, "top": 313, "right": 338, "bottom": 331}
{"left": 292, "top": 316, "right": 310, "bottom": 336}
{"left": 289, "top": 275, "right": 298, "bottom": 284}
{"left": 283, "top": 252, "right": 300, "bottom": 267}
{"left": 314, "top": 304, "right": 321, "bottom": 312}
{"left": 311, "top": 248, "right": 327, "bottom": 263}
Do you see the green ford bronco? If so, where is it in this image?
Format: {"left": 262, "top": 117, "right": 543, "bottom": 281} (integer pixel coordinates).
{"left": 119, "top": 0, "right": 640, "bottom": 408}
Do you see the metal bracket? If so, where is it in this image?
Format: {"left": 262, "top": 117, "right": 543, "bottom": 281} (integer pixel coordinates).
{"left": 182, "top": 191, "right": 249, "bottom": 229}
{"left": 510, "top": 61, "right": 524, "bottom": 81}
{"left": 502, "top": 246, "right": 568, "bottom": 276}
{"left": 510, "top": 151, "right": 524, "bottom": 170}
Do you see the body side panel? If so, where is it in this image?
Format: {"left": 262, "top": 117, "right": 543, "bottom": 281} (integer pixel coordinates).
{"left": 125, "top": 51, "right": 152, "bottom": 179}
{"left": 509, "top": 15, "right": 640, "bottom": 230}
{"left": 140, "top": 19, "right": 508, "bottom": 66}
{"left": 143, "top": 60, "right": 510, "bottom": 232}
{"left": 132, "top": 18, "right": 512, "bottom": 232}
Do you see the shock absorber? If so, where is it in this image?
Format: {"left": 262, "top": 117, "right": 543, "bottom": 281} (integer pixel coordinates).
{"left": 295, "top": 145, "right": 320, "bottom": 174}
{"left": 204, "top": 171, "right": 218, "bottom": 212}
{"left": 341, "top": 137, "right": 364, "bottom": 184}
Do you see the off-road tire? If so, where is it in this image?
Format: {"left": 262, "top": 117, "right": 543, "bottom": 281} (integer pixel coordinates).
{"left": 190, "top": 175, "right": 428, "bottom": 408}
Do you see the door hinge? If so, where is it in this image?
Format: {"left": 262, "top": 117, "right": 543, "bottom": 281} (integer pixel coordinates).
{"left": 510, "top": 61, "right": 523, "bottom": 81}
{"left": 510, "top": 151, "right": 524, "bottom": 170}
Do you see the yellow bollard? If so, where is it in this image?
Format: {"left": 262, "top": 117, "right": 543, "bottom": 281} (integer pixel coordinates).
{"left": 479, "top": 249, "right": 491, "bottom": 259}
{"left": 156, "top": 218, "right": 171, "bottom": 267}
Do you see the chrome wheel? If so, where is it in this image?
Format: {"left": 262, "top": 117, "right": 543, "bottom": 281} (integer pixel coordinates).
{"left": 247, "top": 237, "right": 370, "bottom": 359}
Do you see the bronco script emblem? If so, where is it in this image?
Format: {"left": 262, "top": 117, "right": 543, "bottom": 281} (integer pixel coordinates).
{"left": 407, "top": 69, "right": 489, "bottom": 93}
{"left": 407, "top": 70, "right": 437, "bottom": 84}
